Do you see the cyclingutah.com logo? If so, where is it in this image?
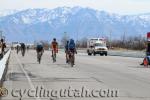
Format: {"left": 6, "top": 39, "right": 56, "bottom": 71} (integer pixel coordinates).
{"left": 0, "top": 87, "right": 8, "bottom": 97}
{"left": 0, "top": 86, "right": 119, "bottom": 100}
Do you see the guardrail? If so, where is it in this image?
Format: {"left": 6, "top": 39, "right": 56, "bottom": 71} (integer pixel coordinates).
{"left": 0, "top": 49, "right": 11, "bottom": 84}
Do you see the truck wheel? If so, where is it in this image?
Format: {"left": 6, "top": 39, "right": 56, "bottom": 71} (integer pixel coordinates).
{"left": 88, "top": 53, "right": 92, "bottom": 56}
{"left": 100, "top": 54, "right": 104, "bottom": 56}
{"left": 105, "top": 53, "right": 107, "bottom": 56}
{"left": 93, "top": 52, "right": 96, "bottom": 56}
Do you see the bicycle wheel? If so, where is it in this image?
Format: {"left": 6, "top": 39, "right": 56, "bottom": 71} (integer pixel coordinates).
{"left": 37, "top": 52, "right": 42, "bottom": 64}
{"left": 52, "top": 53, "right": 56, "bottom": 62}
{"left": 22, "top": 50, "right": 25, "bottom": 56}
{"left": 38, "top": 56, "right": 41, "bottom": 64}
{"left": 70, "top": 53, "right": 74, "bottom": 67}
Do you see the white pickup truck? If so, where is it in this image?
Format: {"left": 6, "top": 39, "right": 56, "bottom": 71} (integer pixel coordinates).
{"left": 87, "top": 38, "right": 108, "bottom": 56}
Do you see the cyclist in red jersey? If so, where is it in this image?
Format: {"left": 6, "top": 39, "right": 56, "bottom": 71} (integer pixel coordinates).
{"left": 51, "top": 38, "right": 58, "bottom": 62}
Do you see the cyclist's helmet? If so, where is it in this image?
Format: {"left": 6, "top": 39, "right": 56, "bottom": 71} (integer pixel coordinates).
{"left": 70, "top": 39, "right": 74, "bottom": 42}
{"left": 53, "top": 38, "right": 56, "bottom": 41}
{"left": 1, "top": 39, "right": 4, "bottom": 42}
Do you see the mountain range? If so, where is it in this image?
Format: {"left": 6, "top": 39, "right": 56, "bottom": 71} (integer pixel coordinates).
{"left": 0, "top": 7, "right": 150, "bottom": 42}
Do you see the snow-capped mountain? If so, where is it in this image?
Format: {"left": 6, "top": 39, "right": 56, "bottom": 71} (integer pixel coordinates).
{"left": 0, "top": 10, "right": 18, "bottom": 17}
{"left": 0, "top": 7, "right": 150, "bottom": 42}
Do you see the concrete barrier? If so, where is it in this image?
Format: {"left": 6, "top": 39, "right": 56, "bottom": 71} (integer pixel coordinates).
{"left": 0, "top": 49, "right": 11, "bottom": 84}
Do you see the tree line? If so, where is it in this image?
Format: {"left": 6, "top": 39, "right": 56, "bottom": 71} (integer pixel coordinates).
{"left": 107, "top": 35, "right": 146, "bottom": 50}
{"left": 34, "top": 34, "right": 146, "bottom": 50}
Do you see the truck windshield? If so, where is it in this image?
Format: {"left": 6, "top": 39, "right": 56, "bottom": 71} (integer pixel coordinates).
{"left": 95, "top": 43, "right": 105, "bottom": 46}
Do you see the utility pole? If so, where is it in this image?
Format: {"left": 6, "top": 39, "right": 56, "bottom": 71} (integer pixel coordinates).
{"left": 109, "top": 29, "right": 112, "bottom": 48}
{"left": 0, "top": 30, "right": 2, "bottom": 39}
{"left": 122, "top": 31, "right": 126, "bottom": 45}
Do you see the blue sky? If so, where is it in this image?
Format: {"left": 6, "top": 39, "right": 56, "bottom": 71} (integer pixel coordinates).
{"left": 0, "top": 0, "right": 150, "bottom": 15}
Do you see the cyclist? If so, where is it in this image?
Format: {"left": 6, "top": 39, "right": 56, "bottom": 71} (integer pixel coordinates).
{"left": 0, "top": 39, "right": 6, "bottom": 59}
{"left": 65, "top": 40, "right": 69, "bottom": 63}
{"left": 20, "top": 43, "right": 26, "bottom": 57}
{"left": 68, "top": 39, "right": 77, "bottom": 66}
{"left": 16, "top": 44, "right": 20, "bottom": 54}
{"left": 36, "top": 43, "right": 44, "bottom": 64}
{"left": 27, "top": 45, "right": 30, "bottom": 52}
{"left": 140, "top": 44, "right": 150, "bottom": 66}
{"left": 51, "top": 38, "right": 58, "bottom": 62}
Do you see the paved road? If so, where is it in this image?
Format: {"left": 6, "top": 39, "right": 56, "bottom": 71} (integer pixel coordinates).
{"left": 1, "top": 50, "right": 150, "bottom": 100}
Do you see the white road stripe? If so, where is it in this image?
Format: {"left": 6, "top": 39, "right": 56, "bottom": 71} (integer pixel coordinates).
{"left": 14, "top": 52, "right": 41, "bottom": 100}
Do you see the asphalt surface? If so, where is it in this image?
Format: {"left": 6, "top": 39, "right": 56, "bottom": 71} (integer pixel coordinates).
{"left": 1, "top": 50, "right": 150, "bottom": 100}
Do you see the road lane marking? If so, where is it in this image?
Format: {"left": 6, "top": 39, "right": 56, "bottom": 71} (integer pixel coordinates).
{"left": 14, "top": 52, "right": 41, "bottom": 100}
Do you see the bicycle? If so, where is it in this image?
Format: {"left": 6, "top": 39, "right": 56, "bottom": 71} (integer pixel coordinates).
{"left": 37, "top": 51, "right": 43, "bottom": 64}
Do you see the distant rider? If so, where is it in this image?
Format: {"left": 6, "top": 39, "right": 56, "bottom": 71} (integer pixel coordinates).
{"left": 27, "top": 46, "right": 30, "bottom": 52}
{"left": 20, "top": 43, "right": 26, "bottom": 57}
{"left": 68, "top": 39, "right": 77, "bottom": 65}
{"left": 65, "top": 40, "right": 69, "bottom": 63}
{"left": 36, "top": 43, "right": 44, "bottom": 63}
{"left": 16, "top": 44, "right": 20, "bottom": 54}
{"left": 51, "top": 38, "right": 58, "bottom": 62}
